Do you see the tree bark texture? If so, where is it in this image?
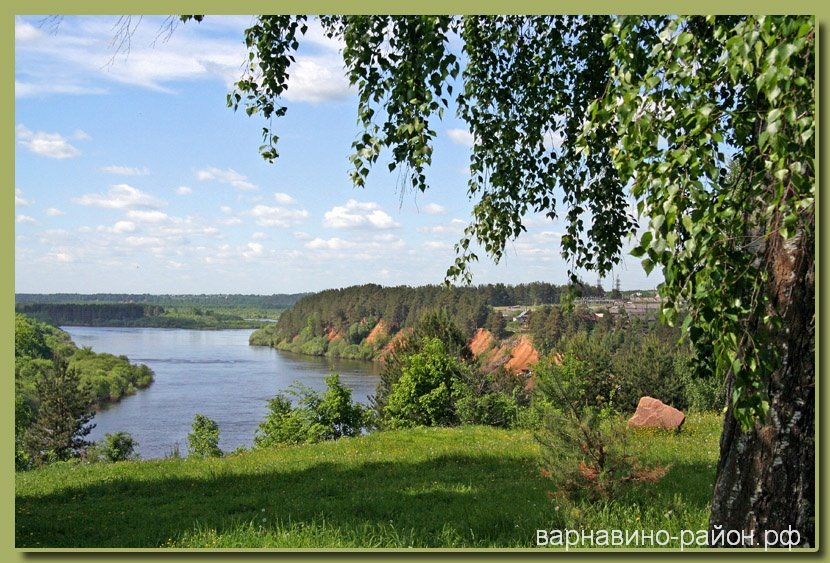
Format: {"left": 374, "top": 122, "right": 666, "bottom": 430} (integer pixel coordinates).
{"left": 709, "top": 220, "right": 815, "bottom": 547}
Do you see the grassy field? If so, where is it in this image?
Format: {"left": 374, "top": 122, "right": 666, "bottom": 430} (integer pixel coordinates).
{"left": 15, "top": 414, "right": 722, "bottom": 549}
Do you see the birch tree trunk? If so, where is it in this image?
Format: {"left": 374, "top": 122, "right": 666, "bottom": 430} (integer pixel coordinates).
{"left": 709, "top": 219, "right": 815, "bottom": 547}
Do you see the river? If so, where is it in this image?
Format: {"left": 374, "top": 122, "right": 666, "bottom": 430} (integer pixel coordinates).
{"left": 63, "top": 327, "right": 380, "bottom": 459}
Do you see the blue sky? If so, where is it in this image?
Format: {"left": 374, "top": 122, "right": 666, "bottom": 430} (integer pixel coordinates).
{"left": 14, "top": 15, "right": 659, "bottom": 294}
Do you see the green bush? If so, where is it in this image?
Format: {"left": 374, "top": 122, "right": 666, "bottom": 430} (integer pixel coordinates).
{"left": 610, "top": 332, "right": 686, "bottom": 412}
{"left": 679, "top": 354, "right": 726, "bottom": 413}
{"left": 187, "top": 414, "right": 222, "bottom": 458}
{"left": 15, "top": 393, "right": 33, "bottom": 471}
{"left": 255, "top": 374, "right": 369, "bottom": 447}
{"left": 325, "top": 338, "right": 347, "bottom": 358}
{"left": 534, "top": 354, "right": 645, "bottom": 503}
{"left": 513, "top": 402, "right": 548, "bottom": 430}
{"left": 15, "top": 313, "right": 53, "bottom": 360}
{"left": 249, "top": 324, "right": 279, "bottom": 346}
{"left": 373, "top": 310, "right": 472, "bottom": 418}
{"left": 383, "top": 338, "right": 471, "bottom": 428}
{"left": 342, "top": 344, "right": 363, "bottom": 358}
{"left": 88, "top": 432, "right": 140, "bottom": 463}
{"left": 299, "top": 336, "right": 328, "bottom": 356}
{"left": 546, "top": 325, "right": 694, "bottom": 414}
{"left": 455, "top": 388, "right": 518, "bottom": 428}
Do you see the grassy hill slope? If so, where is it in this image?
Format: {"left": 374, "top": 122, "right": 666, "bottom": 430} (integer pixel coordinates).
{"left": 16, "top": 416, "right": 721, "bottom": 549}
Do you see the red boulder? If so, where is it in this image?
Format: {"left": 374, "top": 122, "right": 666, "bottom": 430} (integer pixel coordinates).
{"left": 627, "top": 396, "right": 685, "bottom": 430}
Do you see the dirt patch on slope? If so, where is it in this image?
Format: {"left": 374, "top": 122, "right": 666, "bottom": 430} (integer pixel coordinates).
{"left": 365, "top": 320, "right": 388, "bottom": 345}
{"left": 469, "top": 328, "right": 497, "bottom": 357}
{"left": 469, "top": 329, "right": 539, "bottom": 375}
{"left": 376, "top": 327, "right": 412, "bottom": 362}
{"left": 504, "top": 336, "right": 539, "bottom": 373}
{"left": 324, "top": 326, "right": 344, "bottom": 342}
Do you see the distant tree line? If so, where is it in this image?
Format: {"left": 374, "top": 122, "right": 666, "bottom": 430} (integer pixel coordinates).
{"left": 253, "top": 282, "right": 601, "bottom": 360}
{"left": 17, "top": 303, "right": 161, "bottom": 325}
{"left": 275, "top": 284, "right": 490, "bottom": 339}
{"left": 477, "top": 281, "right": 603, "bottom": 307}
{"left": 14, "top": 302, "right": 272, "bottom": 329}
{"left": 15, "top": 293, "right": 308, "bottom": 309}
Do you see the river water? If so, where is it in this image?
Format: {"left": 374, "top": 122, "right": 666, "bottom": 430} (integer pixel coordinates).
{"left": 63, "top": 327, "right": 380, "bottom": 459}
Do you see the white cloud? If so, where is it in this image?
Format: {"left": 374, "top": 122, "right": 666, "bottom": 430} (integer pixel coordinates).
{"left": 323, "top": 199, "right": 399, "bottom": 230}
{"left": 534, "top": 231, "right": 564, "bottom": 243}
{"left": 372, "top": 233, "right": 401, "bottom": 244}
{"left": 125, "top": 236, "right": 164, "bottom": 247}
{"left": 242, "top": 242, "right": 265, "bottom": 258}
{"left": 112, "top": 221, "right": 137, "bottom": 233}
{"left": 15, "top": 15, "right": 251, "bottom": 97}
{"left": 299, "top": 19, "right": 346, "bottom": 50}
{"left": 283, "top": 55, "right": 351, "bottom": 104}
{"left": 15, "top": 189, "right": 32, "bottom": 206}
{"left": 16, "top": 214, "right": 37, "bottom": 224}
{"left": 43, "top": 228, "right": 68, "bottom": 237}
{"left": 300, "top": 233, "right": 408, "bottom": 267}
{"left": 305, "top": 237, "right": 356, "bottom": 251}
{"left": 15, "top": 80, "right": 107, "bottom": 97}
{"left": 16, "top": 124, "right": 81, "bottom": 159}
{"left": 197, "top": 166, "right": 257, "bottom": 191}
{"left": 421, "top": 203, "right": 446, "bottom": 215}
{"left": 102, "top": 165, "right": 150, "bottom": 176}
{"left": 176, "top": 186, "right": 192, "bottom": 195}
{"left": 244, "top": 19, "right": 351, "bottom": 104}
{"left": 45, "top": 207, "right": 65, "bottom": 216}
{"left": 251, "top": 231, "right": 268, "bottom": 240}
{"left": 447, "top": 128, "right": 475, "bottom": 148}
{"left": 15, "top": 17, "right": 41, "bottom": 41}
{"left": 424, "top": 241, "right": 450, "bottom": 251}
{"left": 249, "top": 204, "right": 309, "bottom": 228}
{"left": 74, "top": 183, "right": 165, "bottom": 209}
{"left": 126, "top": 210, "right": 169, "bottom": 223}
{"left": 73, "top": 129, "right": 92, "bottom": 141}
{"left": 52, "top": 251, "right": 74, "bottom": 263}
{"left": 14, "top": 15, "right": 351, "bottom": 106}
{"left": 418, "top": 218, "right": 467, "bottom": 235}
{"left": 273, "top": 192, "right": 296, "bottom": 205}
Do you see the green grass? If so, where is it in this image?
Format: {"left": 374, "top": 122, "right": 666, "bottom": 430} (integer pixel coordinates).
{"left": 16, "top": 414, "right": 722, "bottom": 549}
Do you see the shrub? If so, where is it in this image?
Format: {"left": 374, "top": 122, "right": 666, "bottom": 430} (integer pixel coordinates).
{"left": 610, "top": 332, "right": 686, "bottom": 412}
{"left": 382, "top": 338, "right": 471, "bottom": 428}
{"left": 187, "top": 414, "right": 222, "bottom": 458}
{"left": 88, "top": 432, "right": 139, "bottom": 462}
{"left": 455, "top": 388, "right": 518, "bottom": 428}
{"left": 534, "top": 354, "right": 652, "bottom": 503}
{"left": 325, "top": 338, "right": 347, "bottom": 358}
{"left": 679, "top": 350, "right": 727, "bottom": 413}
{"left": 15, "top": 393, "right": 33, "bottom": 471}
{"left": 165, "top": 442, "right": 182, "bottom": 459}
{"left": 299, "top": 336, "right": 328, "bottom": 356}
{"left": 254, "top": 374, "right": 369, "bottom": 447}
{"left": 372, "top": 309, "right": 472, "bottom": 417}
{"left": 547, "top": 324, "right": 693, "bottom": 414}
